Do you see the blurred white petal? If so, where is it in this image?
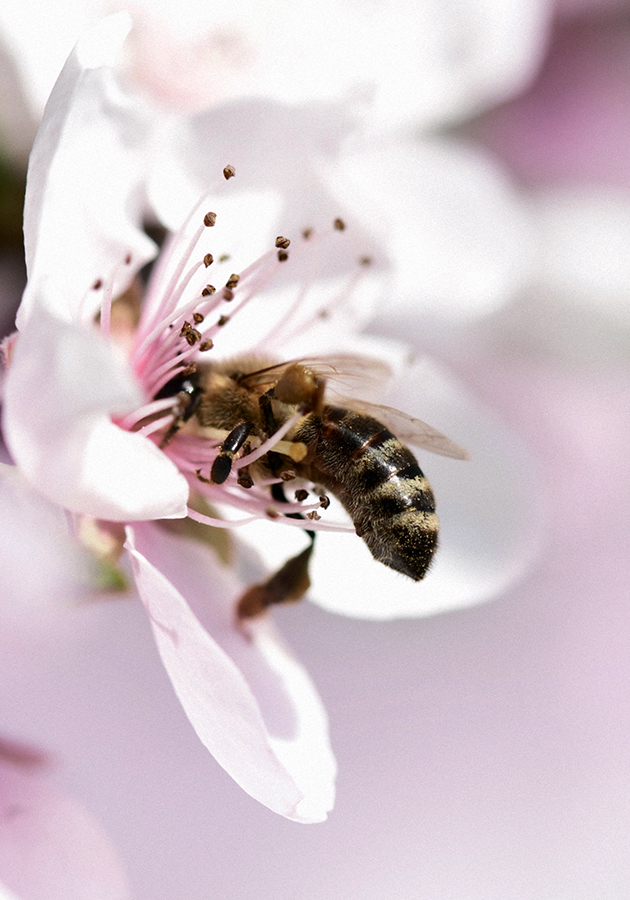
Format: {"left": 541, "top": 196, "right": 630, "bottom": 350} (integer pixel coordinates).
{"left": 321, "top": 138, "right": 534, "bottom": 321}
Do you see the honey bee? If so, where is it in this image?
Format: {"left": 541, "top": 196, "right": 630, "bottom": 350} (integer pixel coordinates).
{"left": 157, "top": 356, "right": 467, "bottom": 617}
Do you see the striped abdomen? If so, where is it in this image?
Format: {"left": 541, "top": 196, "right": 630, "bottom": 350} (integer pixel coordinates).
{"left": 295, "top": 406, "right": 439, "bottom": 580}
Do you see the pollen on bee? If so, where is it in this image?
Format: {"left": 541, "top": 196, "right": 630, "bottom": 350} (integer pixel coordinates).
{"left": 288, "top": 442, "right": 308, "bottom": 462}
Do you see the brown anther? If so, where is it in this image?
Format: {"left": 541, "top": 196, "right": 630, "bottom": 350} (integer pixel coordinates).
{"left": 302, "top": 227, "right": 312, "bottom": 239}
{"left": 360, "top": 256, "right": 372, "bottom": 266}
{"left": 334, "top": 217, "right": 345, "bottom": 231}
{"left": 203, "top": 253, "right": 214, "bottom": 267}
{"left": 319, "top": 495, "right": 330, "bottom": 509}
{"left": 125, "top": 253, "right": 132, "bottom": 264}
{"left": 275, "top": 236, "right": 291, "bottom": 249}
{"left": 218, "top": 315, "right": 230, "bottom": 326}
{"left": 277, "top": 250, "right": 289, "bottom": 262}
{"left": 202, "top": 284, "right": 216, "bottom": 296}
{"left": 185, "top": 330, "right": 201, "bottom": 346}
{"left": 219, "top": 254, "right": 230, "bottom": 262}
{"left": 225, "top": 274, "right": 240, "bottom": 289}
{"left": 266, "top": 507, "right": 280, "bottom": 519}
{"left": 295, "top": 489, "right": 309, "bottom": 502}
{"left": 192, "top": 312, "right": 205, "bottom": 324}
{"left": 180, "top": 321, "right": 192, "bottom": 336}
{"left": 223, "top": 288, "right": 234, "bottom": 302}
{"left": 307, "top": 511, "right": 321, "bottom": 521}
{"left": 182, "top": 363, "right": 197, "bottom": 376}
{"left": 204, "top": 212, "right": 217, "bottom": 227}
{"left": 280, "top": 470, "right": 297, "bottom": 481}
{"left": 199, "top": 339, "right": 214, "bottom": 351}
{"left": 237, "top": 470, "right": 254, "bottom": 489}
{"left": 92, "top": 278, "right": 103, "bottom": 290}
{"left": 223, "top": 164, "right": 236, "bottom": 180}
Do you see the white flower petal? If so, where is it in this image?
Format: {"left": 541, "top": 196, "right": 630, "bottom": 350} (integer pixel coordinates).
{"left": 126, "top": 522, "right": 336, "bottom": 822}
{"left": 127, "top": 0, "right": 548, "bottom": 129}
{"left": 321, "top": 137, "right": 534, "bottom": 322}
{"left": 18, "top": 13, "right": 156, "bottom": 330}
{"left": 532, "top": 186, "right": 630, "bottom": 319}
{"left": 3, "top": 312, "right": 188, "bottom": 521}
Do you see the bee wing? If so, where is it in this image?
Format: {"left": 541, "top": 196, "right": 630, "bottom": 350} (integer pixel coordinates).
{"left": 333, "top": 395, "right": 470, "bottom": 460}
{"left": 238, "top": 354, "right": 393, "bottom": 396}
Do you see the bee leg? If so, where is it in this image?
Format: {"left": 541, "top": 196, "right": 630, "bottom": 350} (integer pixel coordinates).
{"left": 236, "top": 531, "right": 316, "bottom": 620}
{"left": 157, "top": 375, "right": 202, "bottom": 448}
{"left": 236, "top": 482, "right": 316, "bottom": 619}
{"left": 210, "top": 422, "right": 253, "bottom": 484}
{"left": 258, "top": 390, "right": 277, "bottom": 436}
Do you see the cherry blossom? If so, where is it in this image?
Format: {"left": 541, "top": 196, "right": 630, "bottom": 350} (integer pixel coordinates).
{"left": 0, "top": 13, "right": 534, "bottom": 825}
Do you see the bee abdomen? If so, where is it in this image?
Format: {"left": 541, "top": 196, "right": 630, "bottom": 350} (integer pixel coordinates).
{"left": 298, "top": 407, "right": 439, "bottom": 581}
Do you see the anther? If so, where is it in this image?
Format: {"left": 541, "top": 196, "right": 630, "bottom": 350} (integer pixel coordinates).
{"left": 334, "top": 218, "right": 345, "bottom": 231}
{"left": 125, "top": 253, "right": 132, "bottom": 264}
{"left": 275, "top": 236, "right": 291, "bottom": 250}
{"left": 295, "top": 489, "right": 309, "bottom": 502}
{"left": 267, "top": 507, "right": 280, "bottom": 519}
{"left": 218, "top": 315, "right": 230, "bottom": 326}
{"left": 92, "top": 278, "right": 103, "bottom": 290}
{"left": 280, "top": 470, "right": 297, "bottom": 481}
{"left": 202, "top": 284, "right": 216, "bottom": 296}
{"left": 185, "top": 329, "right": 202, "bottom": 346}
{"left": 319, "top": 495, "right": 330, "bottom": 509}
{"left": 223, "top": 164, "right": 236, "bottom": 180}
{"left": 219, "top": 254, "right": 230, "bottom": 262}
{"left": 225, "top": 274, "right": 240, "bottom": 289}
{"left": 302, "top": 227, "right": 312, "bottom": 239}
{"left": 307, "top": 511, "right": 321, "bottom": 521}
{"left": 192, "top": 312, "right": 205, "bottom": 324}
{"left": 204, "top": 212, "right": 217, "bottom": 227}
{"left": 223, "top": 288, "right": 234, "bottom": 302}
{"left": 199, "top": 339, "right": 214, "bottom": 351}
{"left": 180, "top": 321, "right": 192, "bottom": 336}
{"left": 203, "top": 253, "right": 214, "bottom": 267}
{"left": 278, "top": 250, "right": 289, "bottom": 262}
{"left": 237, "top": 470, "right": 254, "bottom": 489}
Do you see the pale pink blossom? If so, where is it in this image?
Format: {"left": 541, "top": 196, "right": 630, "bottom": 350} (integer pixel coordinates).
{"left": 1, "top": 13, "right": 533, "bottom": 824}
{"left": 0, "top": 737, "right": 129, "bottom": 900}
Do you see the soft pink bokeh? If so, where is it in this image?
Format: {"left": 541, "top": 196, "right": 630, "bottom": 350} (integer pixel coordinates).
{"left": 476, "top": 9, "right": 630, "bottom": 186}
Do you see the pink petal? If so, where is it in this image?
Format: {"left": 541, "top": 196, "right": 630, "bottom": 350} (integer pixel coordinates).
{"left": 125, "top": 523, "right": 336, "bottom": 822}
{"left": 3, "top": 312, "right": 188, "bottom": 522}
{"left": 18, "top": 13, "right": 156, "bottom": 330}
{"left": 0, "top": 752, "right": 129, "bottom": 900}
{"left": 476, "top": 17, "right": 630, "bottom": 187}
